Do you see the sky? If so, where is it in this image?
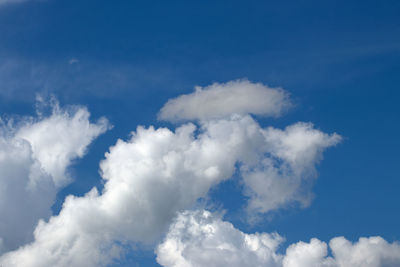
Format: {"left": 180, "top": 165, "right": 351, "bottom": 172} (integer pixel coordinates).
{"left": 0, "top": 0, "right": 399, "bottom": 266}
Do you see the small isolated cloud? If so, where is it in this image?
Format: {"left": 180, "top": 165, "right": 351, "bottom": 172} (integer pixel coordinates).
{"left": 158, "top": 80, "right": 291, "bottom": 122}
{"left": 156, "top": 209, "right": 400, "bottom": 267}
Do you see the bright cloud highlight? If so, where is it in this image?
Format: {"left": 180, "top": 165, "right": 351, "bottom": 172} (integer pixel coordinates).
{"left": 157, "top": 209, "right": 400, "bottom": 267}
{"left": 0, "top": 100, "right": 109, "bottom": 253}
{"left": 0, "top": 80, "right": 395, "bottom": 267}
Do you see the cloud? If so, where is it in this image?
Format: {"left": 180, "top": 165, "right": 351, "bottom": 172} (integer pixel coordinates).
{"left": 156, "top": 209, "right": 283, "bottom": 267}
{"left": 16, "top": 99, "right": 110, "bottom": 187}
{"left": 0, "top": 99, "right": 109, "bottom": 253}
{"left": 0, "top": 115, "right": 338, "bottom": 266}
{"left": 283, "top": 238, "right": 334, "bottom": 267}
{"left": 156, "top": 209, "right": 400, "bottom": 267}
{"left": 0, "top": 81, "right": 340, "bottom": 266}
{"left": 284, "top": 236, "right": 400, "bottom": 267}
{"left": 0, "top": 116, "right": 259, "bottom": 266}
{"left": 158, "top": 80, "right": 291, "bottom": 122}
{"left": 0, "top": 58, "right": 184, "bottom": 102}
{"left": 242, "top": 122, "right": 341, "bottom": 216}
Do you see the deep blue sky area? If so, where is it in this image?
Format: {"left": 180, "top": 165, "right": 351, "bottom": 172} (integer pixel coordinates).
{"left": 1, "top": 1, "right": 399, "bottom": 266}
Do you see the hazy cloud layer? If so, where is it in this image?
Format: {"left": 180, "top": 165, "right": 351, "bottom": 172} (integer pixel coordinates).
{"left": 157, "top": 209, "right": 400, "bottom": 267}
{"left": 158, "top": 80, "right": 291, "bottom": 122}
{"left": 0, "top": 100, "right": 109, "bottom": 254}
{"left": 0, "top": 58, "right": 183, "bottom": 102}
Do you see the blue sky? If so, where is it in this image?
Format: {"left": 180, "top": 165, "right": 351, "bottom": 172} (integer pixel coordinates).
{"left": 0, "top": 1, "right": 399, "bottom": 266}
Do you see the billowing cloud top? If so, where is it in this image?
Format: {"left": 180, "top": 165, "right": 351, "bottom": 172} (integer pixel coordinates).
{"left": 157, "top": 210, "right": 400, "bottom": 267}
{"left": 158, "top": 80, "right": 291, "bottom": 122}
{"left": 0, "top": 100, "right": 110, "bottom": 254}
{"left": 0, "top": 80, "right": 397, "bottom": 267}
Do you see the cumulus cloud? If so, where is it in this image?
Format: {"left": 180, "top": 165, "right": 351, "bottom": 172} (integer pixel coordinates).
{"left": 283, "top": 238, "right": 334, "bottom": 267}
{"left": 156, "top": 210, "right": 283, "bottom": 267}
{"left": 0, "top": 100, "right": 109, "bottom": 253}
{"left": 284, "top": 236, "right": 400, "bottom": 267}
{"left": 242, "top": 122, "right": 341, "bottom": 216}
{"left": 0, "top": 115, "right": 339, "bottom": 266}
{"left": 158, "top": 80, "right": 291, "bottom": 122}
{"left": 0, "top": 116, "right": 258, "bottom": 266}
{"left": 16, "top": 101, "right": 110, "bottom": 187}
{"left": 0, "top": 80, "right": 343, "bottom": 266}
{"left": 156, "top": 209, "right": 400, "bottom": 267}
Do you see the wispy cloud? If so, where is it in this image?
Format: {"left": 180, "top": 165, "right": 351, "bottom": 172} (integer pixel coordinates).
{"left": 0, "top": 58, "right": 183, "bottom": 102}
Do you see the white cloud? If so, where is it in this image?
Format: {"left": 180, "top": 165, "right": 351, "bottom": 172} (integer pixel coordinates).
{"left": 242, "top": 122, "right": 341, "bottom": 216}
{"left": 16, "top": 101, "right": 110, "bottom": 187}
{"left": 0, "top": 114, "right": 339, "bottom": 266}
{"left": 0, "top": 116, "right": 259, "bottom": 266}
{"left": 156, "top": 209, "right": 283, "bottom": 267}
{"left": 158, "top": 80, "right": 291, "bottom": 122}
{"left": 283, "top": 238, "right": 335, "bottom": 267}
{"left": 0, "top": 100, "right": 109, "bottom": 253}
{"left": 328, "top": 236, "right": 400, "bottom": 267}
{"left": 283, "top": 236, "right": 400, "bottom": 267}
{"left": 156, "top": 209, "right": 400, "bottom": 267}
{"left": 0, "top": 81, "right": 341, "bottom": 266}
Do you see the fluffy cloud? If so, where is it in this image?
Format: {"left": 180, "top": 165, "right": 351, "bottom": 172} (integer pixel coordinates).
{"left": 157, "top": 209, "right": 400, "bottom": 267}
{"left": 16, "top": 103, "right": 110, "bottom": 187}
{"left": 156, "top": 210, "right": 283, "bottom": 267}
{"left": 242, "top": 122, "right": 341, "bottom": 215}
{"left": 283, "top": 238, "right": 334, "bottom": 267}
{"left": 0, "top": 81, "right": 343, "bottom": 266}
{"left": 0, "top": 114, "right": 339, "bottom": 266}
{"left": 0, "top": 101, "right": 109, "bottom": 253}
{"left": 0, "top": 116, "right": 257, "bottom": 266}
{"left": 283, "top": 236, "right": 400, "bottom": 267}
{"left": 158, "top": 80, "right": 291, "bottom": 122}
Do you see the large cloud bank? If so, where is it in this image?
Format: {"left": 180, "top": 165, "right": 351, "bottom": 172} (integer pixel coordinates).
{"left": 0, "top": 80, "right": 397, "bottom": 267}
